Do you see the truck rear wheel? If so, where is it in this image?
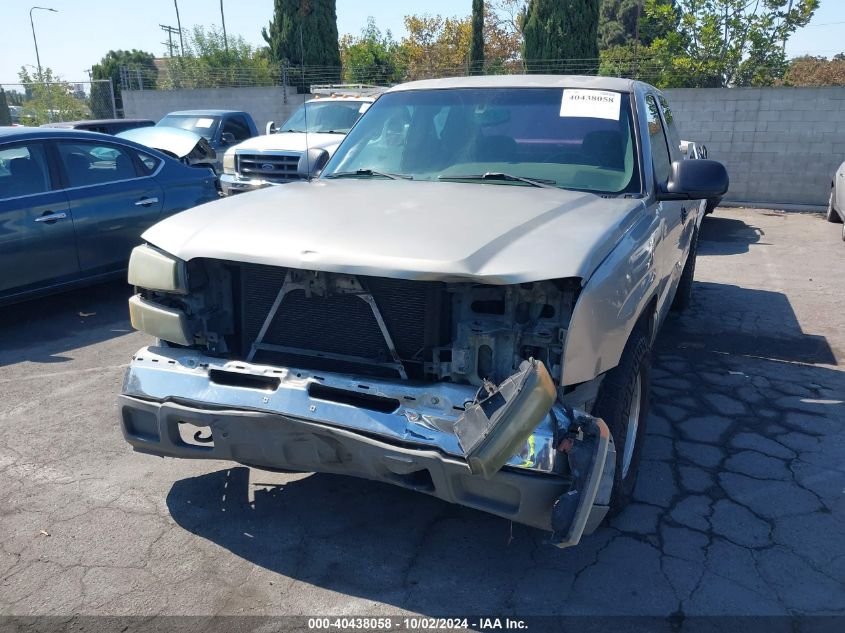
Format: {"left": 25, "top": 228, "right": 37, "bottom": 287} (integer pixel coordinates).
{"left": 591, "top": 326, "right": 651, "bottom": 516}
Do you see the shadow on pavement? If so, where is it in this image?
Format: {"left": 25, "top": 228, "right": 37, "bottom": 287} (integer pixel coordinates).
{"left": 0, "top": 279, "right": 134, "bottom": 366}
{"left": 663, "top": 281, "right": 837, "bottom": 366}
{"left": 699, "top": 215, "right": 765, "bottom": 255}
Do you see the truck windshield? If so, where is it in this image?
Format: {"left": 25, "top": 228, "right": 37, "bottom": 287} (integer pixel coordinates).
{"left": 323, "top": 88, "right": 640, "bottom": 195}
{"left": 157, "top": 115, "right": 221, "bottom": 141}
{"left": 280, "top": 101, "right": 368, "bottom": 134}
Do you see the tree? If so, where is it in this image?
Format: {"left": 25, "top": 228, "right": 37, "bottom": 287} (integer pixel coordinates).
{"left": 402, "top": 14, "right": 472, "bottom": 79}
{"left": 400, "top": 8, "right": 522, "bottom": 80}
{"left": 598, "top": 0, "right": 676, "bottom": 49}
{"left": 0, "top": 89, "right": 11, "bottom": 126}
{"left": 485, "top": 0, "right": 526, "bottom": 70}
{"left": 782, "top": 54, "right": 845, "bottom": 86}
{"left": 162, "top": 26, "right": 275, "bottom": 88}
{"left": 521, "top": 0, "right": 600, "bottom": 74}
{"left": 340, "top": 18, "right": 407, "bottom": 84}
{"left": 91, "top": 49, "right": 157, "bottom": 118}
{"left": 470, "top": 0, "right": 485, "bottom": 74}
{"left": 17, "top": 67, "right": 88, "bottom": 125}
{"left": 646, "top": 0, "right": 819, "bottom": 87}
{"left": 263, "top": 0, "right": 342, "bottom": 89}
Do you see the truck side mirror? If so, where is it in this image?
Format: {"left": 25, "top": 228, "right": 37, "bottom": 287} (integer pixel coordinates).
{"left": 220, "top": 132, "right": 236, "bottom": 145}
{"left": 265, "top": 121, "right": 277, "bottom": 135}
{"left": 658, "top": 159, "right": 729, "bottom": 201}
{"left": 297, "top": 148, "right": 330, "bottom": 179}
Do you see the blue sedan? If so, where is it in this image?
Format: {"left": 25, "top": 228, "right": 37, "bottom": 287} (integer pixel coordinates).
{"left": 0, "top": 127, "right": 218, "bottom": 306}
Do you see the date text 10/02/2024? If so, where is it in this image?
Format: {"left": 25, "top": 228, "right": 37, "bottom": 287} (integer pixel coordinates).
{"left": 307, "top": 617, "right": 529, "bottom": 630}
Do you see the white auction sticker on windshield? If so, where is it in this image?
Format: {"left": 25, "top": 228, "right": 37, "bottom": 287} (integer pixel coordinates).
{"left": 560, "top": 89, "right": 621, "bottom": 120}
{"left": 195, "top": 117, "right": 215, "bottom": 128}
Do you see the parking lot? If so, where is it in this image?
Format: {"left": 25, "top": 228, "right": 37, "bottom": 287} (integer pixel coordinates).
{"left": 1, "top": 206, "right": 844, "bottom": 619}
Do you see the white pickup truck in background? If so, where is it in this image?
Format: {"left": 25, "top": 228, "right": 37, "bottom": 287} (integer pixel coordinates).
{"left": 219, "top": 94, "right": 375, "bottom": 195}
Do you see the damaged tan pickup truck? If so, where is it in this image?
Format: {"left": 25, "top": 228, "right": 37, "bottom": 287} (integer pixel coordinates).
{"left": 119, "top": 76, "right": 728, "bottom": 547}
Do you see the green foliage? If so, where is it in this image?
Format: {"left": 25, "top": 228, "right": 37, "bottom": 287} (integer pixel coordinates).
{"left": 521, "top": 0, "right": 600, "bottom": 73}
{"left": 17, "top": 67, "right": 89, "bottom": 125}
{"left": 782, "top": 54, "right": 845, "bottom": 86}
{"left": 599, "top": 0, "right": 676, "bottom": 49}
{"left": 91, "top": 50, "right": 156, "bottom": 118}
{"left": 470, "top": 0, "right": 486, "bottom": 74}
{"left": 0, "top": 89, "right": 10, "bottom": 127}
{"left": 340, "top": 18, "right": 407, "bottom": 85}
{"left": 162, "top": 26, "right": 275, "bottom": 88}
{"left": 263, "top": 0, "right": 342, "bottom": 88}
{"left": 646, "top": 0, "right": 818, "bottom": 87}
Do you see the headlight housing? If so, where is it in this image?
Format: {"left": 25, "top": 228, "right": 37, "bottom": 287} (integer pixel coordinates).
{"left": 223, "top": 150, "right": 236, "bottom": 175}
{"left": 128, "top": 244, "right": 188, "bottom": 295}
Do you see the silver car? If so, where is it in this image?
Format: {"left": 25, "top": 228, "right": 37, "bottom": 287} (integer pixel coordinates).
{"left": 118, "top": 76, "right": 728, "bottom": 547}
{"left": 827, "top": 162, "right": 845, "bottom": 241}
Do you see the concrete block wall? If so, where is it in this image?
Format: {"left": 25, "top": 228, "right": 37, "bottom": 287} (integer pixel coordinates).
{"left": 664, "top": 87, "right": 845, "bottom": 206}
{"left": 121, "top": 87, "right": 310, "bottom": 133}
{"left": 123, "top": 85, "right": 845, "bottom": 206}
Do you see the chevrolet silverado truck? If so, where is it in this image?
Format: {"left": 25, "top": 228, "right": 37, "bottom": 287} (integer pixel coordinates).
{"left": 119, "top": 76, "right": 728, "bottom": 547}
{"left": 219, "top": 95, "right": 373, "bottom": 195}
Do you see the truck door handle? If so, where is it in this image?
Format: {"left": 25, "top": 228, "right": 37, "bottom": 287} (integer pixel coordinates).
{"left": 34, "top": 211, "right": 67, "bottom": 223}
{"left": 681, "top": 206, "right": 688, "bottom": 223}
{"left": 135, "top": 197, "right": 159, "bottom": 206}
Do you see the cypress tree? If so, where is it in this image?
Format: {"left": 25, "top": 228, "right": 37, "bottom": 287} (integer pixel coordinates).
{"left": 470, "top": 0, "right": 485, "bottom": 75}
{"left": 522, "top": 0, "right": 600, "bottom": 74}
{"left": 0, "top": 89, "right": 10, "bottom": 127}
{"left": 262, "top": 0, "right": 342, "bottom": 88}
{"left": 599, "top": 0, "right": 676, "bottom": 50}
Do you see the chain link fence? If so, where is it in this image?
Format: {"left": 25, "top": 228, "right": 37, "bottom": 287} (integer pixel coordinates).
{"left": 1, "top": 79, "right": 116, "bottom": 126}
{"left": 116, "top": 56, "right": 682, "bottom": 94}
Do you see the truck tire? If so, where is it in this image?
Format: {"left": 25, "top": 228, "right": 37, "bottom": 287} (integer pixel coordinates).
{"left": 671, "top": 230, "right": 698, "bottom": 312}
{"left": 591, "top": 326, "right": 651, "bottom": 516}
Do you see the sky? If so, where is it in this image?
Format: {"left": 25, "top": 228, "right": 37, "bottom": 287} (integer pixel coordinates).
{"left": 2, "top": 0, "right": 844, "bottom": 83}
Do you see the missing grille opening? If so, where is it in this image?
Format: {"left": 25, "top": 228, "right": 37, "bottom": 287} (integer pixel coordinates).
{"left": 308, "top": 383, "right": 400, "bottom": 413}
{"left": 208, "top": 369, "right": 281, "bottom": 391}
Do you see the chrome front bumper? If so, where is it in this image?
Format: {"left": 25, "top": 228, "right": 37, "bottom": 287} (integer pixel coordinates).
{"left": 219, "top": 173, "right": 279, "bottom": 196}
{"left": 119, "top": 346, "right": 614, "bottom": 540}
{"left": 121, "top": 346, "right": 564, "bottom": 473}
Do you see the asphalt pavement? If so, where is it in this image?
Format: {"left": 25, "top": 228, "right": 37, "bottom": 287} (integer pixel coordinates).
{"left": 1, "top": 207, "right": 844, "bottom": 622}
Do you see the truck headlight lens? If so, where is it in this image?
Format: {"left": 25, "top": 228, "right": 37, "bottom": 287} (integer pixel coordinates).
{"left": 128, "top": 245, "right": 188, "bottom": 295}
{"left": 223, "top": 151, "right": 236, "bottom": 175}
{"left": 128, "top": 294, "right": 192, "bottom": 346}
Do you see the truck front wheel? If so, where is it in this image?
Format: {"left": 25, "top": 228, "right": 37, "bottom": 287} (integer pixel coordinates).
{"left": 591, "top": 326, "right": 651, "bottom": 516}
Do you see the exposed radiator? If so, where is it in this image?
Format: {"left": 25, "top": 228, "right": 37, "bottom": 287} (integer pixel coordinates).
{"left": 235, "top": 263, "right": 450, "bottom": 379}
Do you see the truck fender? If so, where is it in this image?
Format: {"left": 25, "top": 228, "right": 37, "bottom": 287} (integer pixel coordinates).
{"left": 561, "top": 209, "right": 662, "bottom": 386}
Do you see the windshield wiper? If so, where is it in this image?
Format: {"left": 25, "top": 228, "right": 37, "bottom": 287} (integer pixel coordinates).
{"left": 325, "top": 169, "right": 412, "bottom": 180}
{"left": 438, "top": 172, "right": 557, "bottom": 189}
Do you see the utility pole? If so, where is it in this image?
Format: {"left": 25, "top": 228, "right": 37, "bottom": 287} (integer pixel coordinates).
{"left": 220, "top": 0, "right": 229, "bottom": 53}
{"left": 29, "top": 6, "right": 57, "bottom": 82}
{"left": 633, "top": 0, "right": 642, "bottom": 80}
{"left": 29, "top": 6, "right": 57, "bottom": 122}
{"left": 160, "top": 24, "right": 180, "bottom": 57}
{"left": 173, "top": 0, "right": 185, "bottom": 55}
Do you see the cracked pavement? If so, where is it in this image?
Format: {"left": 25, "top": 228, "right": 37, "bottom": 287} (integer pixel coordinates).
{"left": 0, "top": 207, "right": 843, "bottom": 618}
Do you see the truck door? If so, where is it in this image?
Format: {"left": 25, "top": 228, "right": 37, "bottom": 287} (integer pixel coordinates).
{"left": 644, "top": 94, "right": 686, "bottom": 317}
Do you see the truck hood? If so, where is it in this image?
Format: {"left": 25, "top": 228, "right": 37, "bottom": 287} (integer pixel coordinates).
{"left": 142, "top": 179, "right": 645, "bottom": 284}
{"left": 230, "top": 132, "right": 343, "bottom": 153}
